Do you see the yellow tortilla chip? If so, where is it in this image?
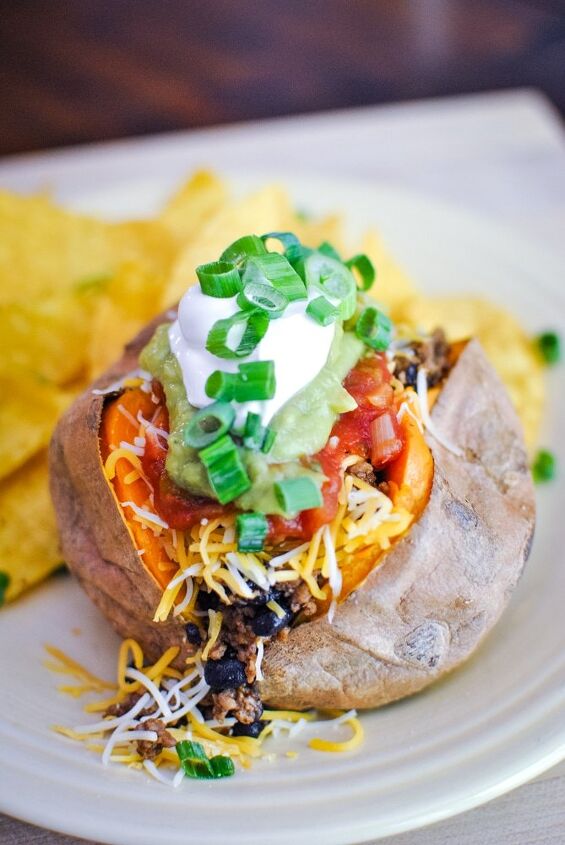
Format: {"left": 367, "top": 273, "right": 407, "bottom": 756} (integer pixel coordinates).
{"left": 158, "top": 170, "right": 229, "bottom": 243}
{"left": 0, "top": 451, "right": 62, "bottom": 602}
{"left": 163, "top": 185, "right": 297, "bottom": 305}
{"left": 87, "top": 261, "right": 167, "bottom": 378}
{"left": 0, "top": 369, "right": 70, "bottom": 480}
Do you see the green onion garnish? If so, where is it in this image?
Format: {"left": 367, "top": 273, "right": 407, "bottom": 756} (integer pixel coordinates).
{"left": 220, "top": 235, "right": 267, "bottom": 267}
{"left": 0, "top": 571, "right": 10, "bottom": 608}
{"left": 205, "top": 370, "right": 238, "bottom": 401}
{"left": 346, "top": 253, "right": 376, "bottom": 291}
{"left": 317, "top": 241, "right": 341, "bottom": 261}
{"left": 206, "top": 310, "right": 269, "bottom": 359}
{"left": 243, "top": 411, "right": 264, "bottom": 450}
{"left": 176, "top": 740, "right": 235, "bottom": 779}
{"left": 532, "top": 449, "right": 556, "bottom": 483}
{"left": 236, "top": 512, "right": 269, "bottom": 552}
{"left": 261, "top": 427, "right": 276, "bottom": 453}
{"left": 304, "top": 253, "right": 357, "bottom": 319}
{"left": 306, "top": 296, "right": 340, "bottom": 326}
{"left": 184, "top": 402, "right": 235, "bottom": 449}
{"left": 235, "top": 361, "right": 276, "bottom": 402}
{"left": 536, "top": 331, "right": 561, "bottom": 365}
{"left": 199, "top": 435, "right": 251, "bottom": 503}
{"left": 274, "top": 477, "right": 323, "bottom": 516}
{"left": 196, "top": 260, "right": 241, "bottom": 298}
{"left": 261, "top": 231, "right": 302, "bottom": 252}
{"left": 355, "top": 306, "right": 392, "bottom": 351}
{"left": 237, "top": 282, "right": 288, "bottom": 318}
{"left": 243, "top": 254, "right": 307, "bottom": 302}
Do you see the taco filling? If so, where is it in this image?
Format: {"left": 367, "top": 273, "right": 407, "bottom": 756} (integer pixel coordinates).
{"left": 96, "top": 232, "right": 454, "bottom": 748}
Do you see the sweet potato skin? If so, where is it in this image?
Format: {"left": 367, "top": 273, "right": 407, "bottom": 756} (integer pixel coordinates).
{"left": 50, "top": 323, "right": 535, "bottom": 707}
{"left": 260, "top": 339, "right": 536, "bottom": 708}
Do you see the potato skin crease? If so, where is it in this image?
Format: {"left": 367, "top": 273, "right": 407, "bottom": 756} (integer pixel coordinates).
{"left": 49, "top": 322, "right": 535, "bottom": 707}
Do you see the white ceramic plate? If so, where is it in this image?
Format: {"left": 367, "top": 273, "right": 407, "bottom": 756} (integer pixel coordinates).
{"left": 1, "top": 167, "right": 564, "bottom": 845}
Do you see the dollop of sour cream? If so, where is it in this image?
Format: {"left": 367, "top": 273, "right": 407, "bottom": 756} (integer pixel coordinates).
{"left": 168, "top": 284, "right": 335, "bottom": 425}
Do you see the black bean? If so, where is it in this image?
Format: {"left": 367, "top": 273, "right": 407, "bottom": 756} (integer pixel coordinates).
{"left": 233, "top": 586, "right": 282, "bottom": 607}
{"left": 197, "top": 590, "right": 220, "bottom": 611}
{"left": 204, "top": 657, "right": 247, "bottom": 691}
{"left": 185, "top": 623, "right": 202, "bottom": 645}
{"left": 232, "top": 720, "right": 264, "bottom": 738}
{"left": 404, "top": 363, "right": 418, "bottom": 388}
{"left": 251, "top": 604, "right": 292, "bottom": 637}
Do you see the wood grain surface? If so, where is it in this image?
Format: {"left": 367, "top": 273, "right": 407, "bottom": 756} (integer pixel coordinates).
{"left": 1, "top": 0, "right": 564, "bottom": 155}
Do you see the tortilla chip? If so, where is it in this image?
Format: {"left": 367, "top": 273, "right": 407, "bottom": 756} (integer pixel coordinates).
{"left": 0, "top": 370, "right": 70, "bottom": 480}
{"left": 158, "top": 170, "right": 229, "bottom": 243}
{"left": 0, "top": 451, "right": 62, "bottom": 602}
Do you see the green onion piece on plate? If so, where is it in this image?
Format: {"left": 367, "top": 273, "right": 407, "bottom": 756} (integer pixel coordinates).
{"left": 235, "top": 361, "right": 276, "bottom": 402}
{"left": 306, "top": 296, "right": 340, "bottom": 326}
{"left": 196, "top": 260, "right": 241, "bottom": 298}
{"left": 243, "top": 254, "right": 307, "bottom": 302}
{"left": 220, "top": 234, "right": 267, "bottom": 268}
{"left": 0, "top": 571, "right": 10, "bottom": 608}
{"left": 206, "top": 310, "right": 269, "bottom": 360}
{"left": 237, "top": 282, "right": 288, "bottom": 318}
{"left": 532, "top": 449, "right": 556, "bottom": 484}
{"left": 536, "top": 331, "right": 561, "bottom": 365}
{"left": 184, "top": 402, "right": 235, "bottom": 449}
{"left": 236, "top": 512, "right": 269, "bottom": 552}
{"left": 346, "top": 253, "right": 376, "bottom": 291}
{"left": 199, "top": 435, "right": 251, "bottom": 504}
{"left": 176, "top": 740, "right": 235, "bottom": 779}
{"left": 274, "top": 477, "right": 323, "bottom": 516}
{"left": 355, "top": 306, "right": 392, "bottom": 351}
{"left": 205, "top": 370, "right": 238, "bottom": 401}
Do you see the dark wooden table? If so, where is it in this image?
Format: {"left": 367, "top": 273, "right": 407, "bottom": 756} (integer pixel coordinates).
{"left": 1, "top": 0, "right": 564, "bottom": 157}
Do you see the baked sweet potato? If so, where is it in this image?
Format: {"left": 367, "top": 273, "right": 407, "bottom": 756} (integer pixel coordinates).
{"left": 49, "top": 316, "right": 535, "bottom": 709}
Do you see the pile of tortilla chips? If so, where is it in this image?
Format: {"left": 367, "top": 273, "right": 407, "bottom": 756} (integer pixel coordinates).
{"left": 0, "top": 170, "right": 545, "bottom": 604}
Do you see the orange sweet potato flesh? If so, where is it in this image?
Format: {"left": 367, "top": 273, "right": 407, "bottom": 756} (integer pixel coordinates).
{"left": 387, "top": 410, "right": 434, "bottom": 518}
{"left": 100, "top": 389, "right": 176, "bottom": 590}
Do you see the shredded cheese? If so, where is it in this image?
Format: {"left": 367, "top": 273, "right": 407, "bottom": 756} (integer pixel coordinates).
{"left": 201, "top": 610, "right": 223, "bottom": 660}
{"left": 416, "top": 368, "right": 463, "bottom": 456}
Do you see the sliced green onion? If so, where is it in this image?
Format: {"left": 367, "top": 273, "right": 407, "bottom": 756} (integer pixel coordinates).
{"left": 205, "top": 370, "right": 238, "bottom": 401}
{"left": 306, "top": 296, "right": 340, "bottom": 326}
{"left": 199, "top": 435, "right": 251, "bottom": 503}
{"left": 261, "top": 427, "right": 277, "bottom": 454}
{"left": 346, "top": 253, "right": 376, "bottom": 291}
{"left": 208, "top": 755, "right": 236, "bottom": 778}
{"left": 206, "top": 310, "right": 269, "bottom": 359}
{"left": 532, "top": 449, "right": 556, "bottom": 483}
{"left": 237, "top": 282, "right": 288, "bottom": 318}
{"left": 235, "top": 361, "right": 276, "bottom": 402}
{"left": 176, "top": 740, "right": 235, "bottom": 779}
{"left": 184, "top": 402, "right": 235, "bottom": 449}
{"left": 236, "top": 512, "right": 269, "bottom": 552}
{"left": 285, "top": 243, "right": 313, "bottom": 281}
{"left": 261, "top": 231, "right": 302, "bottom": 252}
{"left": 536, "top": 331, "right": 561, "bottom": 365}
{"left": 0, "top": 571, "right": 10, "bottom": 608}
{"left": 304, "top": 253, "right": 357, "bottom": 320}
{"left": 220, "top": 235, "right": 267, "bottom": 267}
{"left": 243, "top": 254, "right": 307, "bottom": 302}
{"left": 274, "top": 477, "right": 323, "bottom": 516}
{"left": 355, "top": 306, "right": 392, "bottom": 351}
{"left": 196, "top": 261, "right": 241, "bottom": 298}
{"left": 242, "top": 412, "right": 276, "bottom": 451}
{"left": 318, "top": 241, "right": 341, "bottom": 261}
